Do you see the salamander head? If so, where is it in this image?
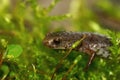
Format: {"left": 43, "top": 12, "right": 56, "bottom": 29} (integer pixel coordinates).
{"left": 43, "top": 31, "right": 81, "bottom": 49}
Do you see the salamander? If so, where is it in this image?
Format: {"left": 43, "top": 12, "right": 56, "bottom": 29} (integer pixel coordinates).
{"left": 43, "top": 31, "right": 112, "bottom": 70}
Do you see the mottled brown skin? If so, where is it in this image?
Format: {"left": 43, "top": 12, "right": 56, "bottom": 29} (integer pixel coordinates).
{"left": 43, "top": 31, "right": 112, "bottom": 70}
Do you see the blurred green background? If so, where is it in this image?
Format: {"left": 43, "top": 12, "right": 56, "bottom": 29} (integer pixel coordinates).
{"left": 0, "top": 0, "right": 120, "bottom": 80}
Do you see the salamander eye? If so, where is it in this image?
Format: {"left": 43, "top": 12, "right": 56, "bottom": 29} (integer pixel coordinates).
{"left": 53, "top": 38, "right": 61, "bottom": 45}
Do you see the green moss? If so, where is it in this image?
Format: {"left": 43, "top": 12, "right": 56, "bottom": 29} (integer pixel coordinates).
{"left": 0, "top": 0, "right": 120, "bottom": 80}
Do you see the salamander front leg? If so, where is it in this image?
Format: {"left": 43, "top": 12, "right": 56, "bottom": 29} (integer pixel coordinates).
{"left": 84, "top": 53, "right": 96, "bottom": 71}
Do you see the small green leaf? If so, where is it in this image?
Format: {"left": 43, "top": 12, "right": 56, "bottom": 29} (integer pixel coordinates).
{"left": 72, "top": 34, "right": 86, "bottom": 49}
{"left": 6, "top": 44, "right": 23, "bottom": 58}
{"left": 1, "top": 39, "right": 8, "bottom": 48}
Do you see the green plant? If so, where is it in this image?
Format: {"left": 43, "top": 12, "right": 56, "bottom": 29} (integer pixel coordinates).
{"left": 0, "top": 0, "right": 120, "bottom": 80}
